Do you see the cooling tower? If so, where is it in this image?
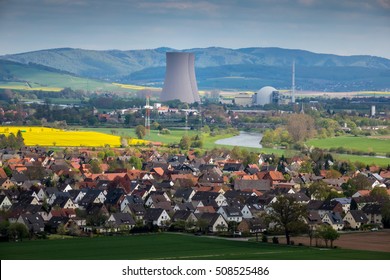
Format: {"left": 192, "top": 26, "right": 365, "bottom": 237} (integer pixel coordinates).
{"left": 160, "top": 52, "right": 200, "bottom": 103}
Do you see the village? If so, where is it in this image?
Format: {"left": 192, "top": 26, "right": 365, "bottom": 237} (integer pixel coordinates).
{"left": 0, "top": 143, "right": 389, "bottom": 244}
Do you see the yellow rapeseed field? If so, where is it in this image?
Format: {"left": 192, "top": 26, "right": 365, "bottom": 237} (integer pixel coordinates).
{"left": 0, "top": 85, "right": 63, "bottom": 92}
{"left": 0, "top": 126, "right": 121, "bottom": 147}
{"left": 112, "top": 82, "right": 159, "bottom": 91}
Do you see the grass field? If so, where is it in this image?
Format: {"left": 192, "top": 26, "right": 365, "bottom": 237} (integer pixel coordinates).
{"left": 0, "top": 62, "right": 141, "bottom": 93}
{"left": 331, "top": 154, "right": 390, "bottom": 166}
{"left": 0, "top": 233, "right": 389, "bottom": 260}
{"left": 307, "top": 136, "right": 390, "bottom": 155}
{"left": 76, "top": 127, "right": 238, "bottom": 149}
{"left": 75, "top": 127, "right": 292, "bottom": 155}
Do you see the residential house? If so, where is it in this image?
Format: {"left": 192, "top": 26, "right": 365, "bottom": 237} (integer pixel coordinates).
{"left": 238, "top": 204, "right": 253, "bottom": 219}
{"left": 237, "top": 218, "right": 266, "bottom": 234}
{"left": 122, "top": 203, "right": 146, "bottom": 222}
{"left": 120, "top": 194, "right": 143, "bottom": 212}
{"left": 331, "top": 198, "right": 351, "bottom": 213}
{"left": 362, "top": 204, "right": 383, "bottom": 226}
{"left": 263, "top": 171, "right": 286, "bottom": 186}
{"left": 52, "top": 196, "right": 77, "bottom": 209}
{"left": 223, "top": 162, "right": 244, "bottom": 172}
{"left": 46, "top": 216, "right": 71, "bottom": 233}
{"left": 322, "top": 212, "right": 344, "bottom": 231}
{"left": 104, "top": 188, "right": 125, "bottom": 211}
{"left": 106, "top": 213, "right": 135, "bottom": 231}
{"left": 352, "top": 190, "right": 371, "bottom": 198}
{"left": 144, "top": 208, "right": 171, "bottom": 227}
{"left": 17, "top": 213, "right": 45, "bottom": 233}
{"left": 191, "top": 191, "right": 227, "bottom": 208}
{"left": 173, "top": 188, "right": 195, "bottom": 203}
{"left": 217, "top": 206, "right": 243, "bottom": 223}
{"left": 173, "top": 202, "right": 195, "bottom": 212}
{"left": 145, "top": 193, "right": 170, "bottom": 208}
{"left": 288, "top": 192, "right": 310, "bottom": 204}
{"left": 233, "top": 179, "right": 271, "bottom": 192}
{"left": 79, "top": 189, "right": 106, "bottom": 209}
{"left": 351, "top": 196, "right": 377, "bottom": 210}
{"left": 343, "top": 210, "right": 369, "bottom": 230}
{"left": 0, "top": 178, "right": 14, "bottom": 190}
{"left": 197, "top": 212, "right": 228, "bottom": 233}
{"left": 318, "top": 200, "right": 343, "bottom": 218}
{"left": 305, "top": 211, "right": 322, "bottom": 229}
{"left": 172, "top": 210, "right": 198, "bottom": 225}
{"left": 0, "top": 194, "right": 12, "bottom": 210}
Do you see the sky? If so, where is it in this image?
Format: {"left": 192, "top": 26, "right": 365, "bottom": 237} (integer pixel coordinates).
{"left": 0, "top": 0, "right": 389, "bottom": 58}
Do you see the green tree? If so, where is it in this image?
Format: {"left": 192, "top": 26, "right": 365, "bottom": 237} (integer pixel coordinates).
{"left": 196, "top": 219, "right": 209, "bottom": 233}
{"left": 370, "top": 187, "right": 389, "bottom": 202}
{"left": 299, "top": 161, "right": 313, "bottom": 174}
{"left": 308, "top": 181, "right": 331, "bottom": 200}
{"left": 179, "top": 135, "right": 191, "bottom": 150}
{"left": 317, "top": 224, "right": 340, "bottom": 248}
{"left": 57, "top": 223, "right": 67, "bottom": 238}
{"left": 0, "top": 220, "right": 10, "bottom": 238}
{"left": 7, "top": 223, "right": 29, "bottom": 241}
{"left": 152, "top": 121, "right": 160, "bottom": 130}
{"left": 129, "top": 156, "right": 143, "bottom": 170}
{"left": 16, "top": 130, "right": 25, "bottom": 149}
{"left": 202, "top": 125, "right": 210, "bottom": 134}
{"left": 347, "top": 174, "right": 371, "bottom": 192}
{"left": 68, "top": 224, "right": 81, "bottom": 236}
{"left": 381, "top": 200, "right": 390, "bottom": 228}
{"left": 90, "top": 159, "right": 102, "bottom": 173}
{"left": 267, "top": 195, "right": 308, "bottom": 245}
{"left": 135, "top": 125, "right": 146, "bottom": 139}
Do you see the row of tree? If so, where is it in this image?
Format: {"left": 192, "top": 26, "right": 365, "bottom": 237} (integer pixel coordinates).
{"left": 0, "top": 130, "right": 25, "bottom": 149}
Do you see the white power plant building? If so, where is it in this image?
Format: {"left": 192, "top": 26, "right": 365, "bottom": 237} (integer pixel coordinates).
{"left": 253, "top": 86, "right": 279, "bottom": 106}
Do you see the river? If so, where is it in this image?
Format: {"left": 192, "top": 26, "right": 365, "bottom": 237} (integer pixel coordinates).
{"left": 215, "top": 131, "right": 263, "bottom": 148}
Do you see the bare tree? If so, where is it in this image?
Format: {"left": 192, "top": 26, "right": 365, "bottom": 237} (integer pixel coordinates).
{"left": 287, "top": 114, "right": 316, "bottom": 142}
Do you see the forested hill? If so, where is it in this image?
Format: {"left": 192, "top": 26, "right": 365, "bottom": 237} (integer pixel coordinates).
{"left": 1, "top": 47, "right": 390, "bottom": 91}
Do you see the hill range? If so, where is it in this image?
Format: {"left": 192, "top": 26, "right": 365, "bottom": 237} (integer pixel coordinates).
{"left": 1, "top": 47, "right": 390, "bottom": 91}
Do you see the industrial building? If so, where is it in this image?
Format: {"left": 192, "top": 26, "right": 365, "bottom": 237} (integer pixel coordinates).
{"left": 160, "top": 52, "right": 200, "bottom": 104}
{"left": 252, "top": 86, "right": 279, "bottom": 106}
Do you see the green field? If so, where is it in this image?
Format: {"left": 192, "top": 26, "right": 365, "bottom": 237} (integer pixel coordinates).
{"left": 1, "top": 233, "right": 389, "bottom": 260}
{"left": 0, "top": 62, "right": 136, "bottom": 93}
{"left": 331, "top": 154, "right": 390, "bottom": 166}
{"left": 76, "top": 127, "right": 238, "bottom": 149}
{"left": 75, "top": 127, "right": 292, "bottom": 155}
{"left": 307, "top": 136, "right": 390, "bottom": 155}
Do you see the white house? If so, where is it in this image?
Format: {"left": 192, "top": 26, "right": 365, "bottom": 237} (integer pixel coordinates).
{"left": 343, "top": 210, "right": 369, "bottom": 230}
{"left": 0, "top": 195, "right": 12, "bottom": 210}
{"left": 322, "top": 212, "right": 344, "bottom": 231}
{"left": 217, "top": 206, "right": 243, "bottom": 223}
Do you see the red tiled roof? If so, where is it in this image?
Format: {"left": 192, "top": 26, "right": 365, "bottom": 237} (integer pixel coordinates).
{"left": 268, "top": 171, "right": 285, "bottom": 181}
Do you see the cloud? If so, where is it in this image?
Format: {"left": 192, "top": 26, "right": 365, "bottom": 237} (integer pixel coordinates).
{"left": 298, "top": 0, "right": 316, "bottom": 6}
{"left": 378, "top": 0, "right": 390, "bottom": 8}
{"left": 137, "top": 0, "right": 218, "bottom": 14}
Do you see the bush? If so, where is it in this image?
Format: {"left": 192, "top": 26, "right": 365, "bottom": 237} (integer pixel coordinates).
{"left": 261, "top": 235, "right": 268, "bottom": 243}
{"left": 160, "top": 128, "right": 171, "bottom": 135}
{"left": 272, "top": 236, "right": 279, "bottom": 244}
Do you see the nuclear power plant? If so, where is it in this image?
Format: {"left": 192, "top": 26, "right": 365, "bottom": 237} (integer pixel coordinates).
{"left": 160, "top": 52, "right": 200, "bottom": 104}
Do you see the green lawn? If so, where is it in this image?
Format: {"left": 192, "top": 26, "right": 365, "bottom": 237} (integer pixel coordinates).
{"left": 307, "top": 136, "right": 390, "bottom": 155}
{"left": 1, "top": 233, "right": 389, "bottom": 260}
